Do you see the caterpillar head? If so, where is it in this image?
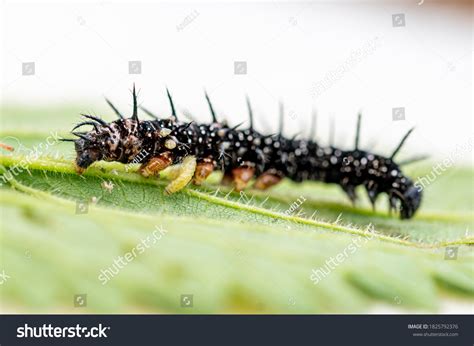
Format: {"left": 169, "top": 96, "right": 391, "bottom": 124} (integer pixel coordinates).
{"left": 74, "top": 135, "right": 104, "bottom": 173}
{"left": 72, "top": 116, "right": 144, "bottom": 174}
{"left": 364, "top": 163, "right": 422, "bottom": 220}
{"left": 68, "top": 86, "right": 201, "bottom": 179}
{"left": 390, "top": 177, "right": 422, "bottom": 220}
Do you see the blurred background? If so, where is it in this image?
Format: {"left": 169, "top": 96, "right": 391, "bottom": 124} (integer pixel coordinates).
{"left": 1, "top": 0, "right": 472, "bottom": 162}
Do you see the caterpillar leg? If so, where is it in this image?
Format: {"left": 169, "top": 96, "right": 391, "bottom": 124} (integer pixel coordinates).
{"left": 231, "top": 165, "right": 255, "bottom": 191}
{"left": 341, "top": 183, "right": 358, "bottom": 206}
{"left": 254, "top": 171, "right": 282, "bottom": 190}
{"left": 364, "top": 180, "right": 379, "bottom": 211}
{"left": 220, "top": 170, "right": 233, "bottom": 186}
{"left": 193, "top": 159, "right": 214, "bottom": 185}
{"left": 388, "top": 193, "right": 398, "bottom": 216}
{"left": 139, "top": 152, "right": 173, "bottom": 177}
{"left": 164, "top": 155, "right": 197, "bottom": 195}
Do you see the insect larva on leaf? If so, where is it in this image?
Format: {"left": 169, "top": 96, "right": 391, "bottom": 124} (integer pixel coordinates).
{"left": 64, "top": 85, "right": 423, "bottom": 219}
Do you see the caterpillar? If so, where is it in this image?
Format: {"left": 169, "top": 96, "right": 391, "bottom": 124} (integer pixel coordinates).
{"left": 63, "top": 85, "right": 423, "bottom": 219}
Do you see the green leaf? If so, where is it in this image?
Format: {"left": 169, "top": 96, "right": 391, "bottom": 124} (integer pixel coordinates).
{"left": 0, "top": 106, "right": 473, "bottom": 313}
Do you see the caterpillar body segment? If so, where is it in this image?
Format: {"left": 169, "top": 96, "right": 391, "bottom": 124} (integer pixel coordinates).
{"left": 139, "top": 152, "right": 173, "bottom": 178}
{"left": 193, "top": 159, "right": 214, "bottom": 185}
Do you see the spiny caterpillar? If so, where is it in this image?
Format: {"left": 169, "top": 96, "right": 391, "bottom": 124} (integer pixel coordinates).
{"left": 63, "top": 85, "right": 423, "bottom": 219}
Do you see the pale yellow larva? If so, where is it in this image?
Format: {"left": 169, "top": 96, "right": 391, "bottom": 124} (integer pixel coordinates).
{"left": 164, "top": 155, "right": 197, "bottom": 195}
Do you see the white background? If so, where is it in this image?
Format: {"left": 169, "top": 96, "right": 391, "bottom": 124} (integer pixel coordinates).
{"left": 1, "top": 0, "right": 472, "bottom": 162}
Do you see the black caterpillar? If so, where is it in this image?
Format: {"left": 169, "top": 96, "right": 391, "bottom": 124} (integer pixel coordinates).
{"left": 63, "top": 85, "right": 422, "bottom": 219}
